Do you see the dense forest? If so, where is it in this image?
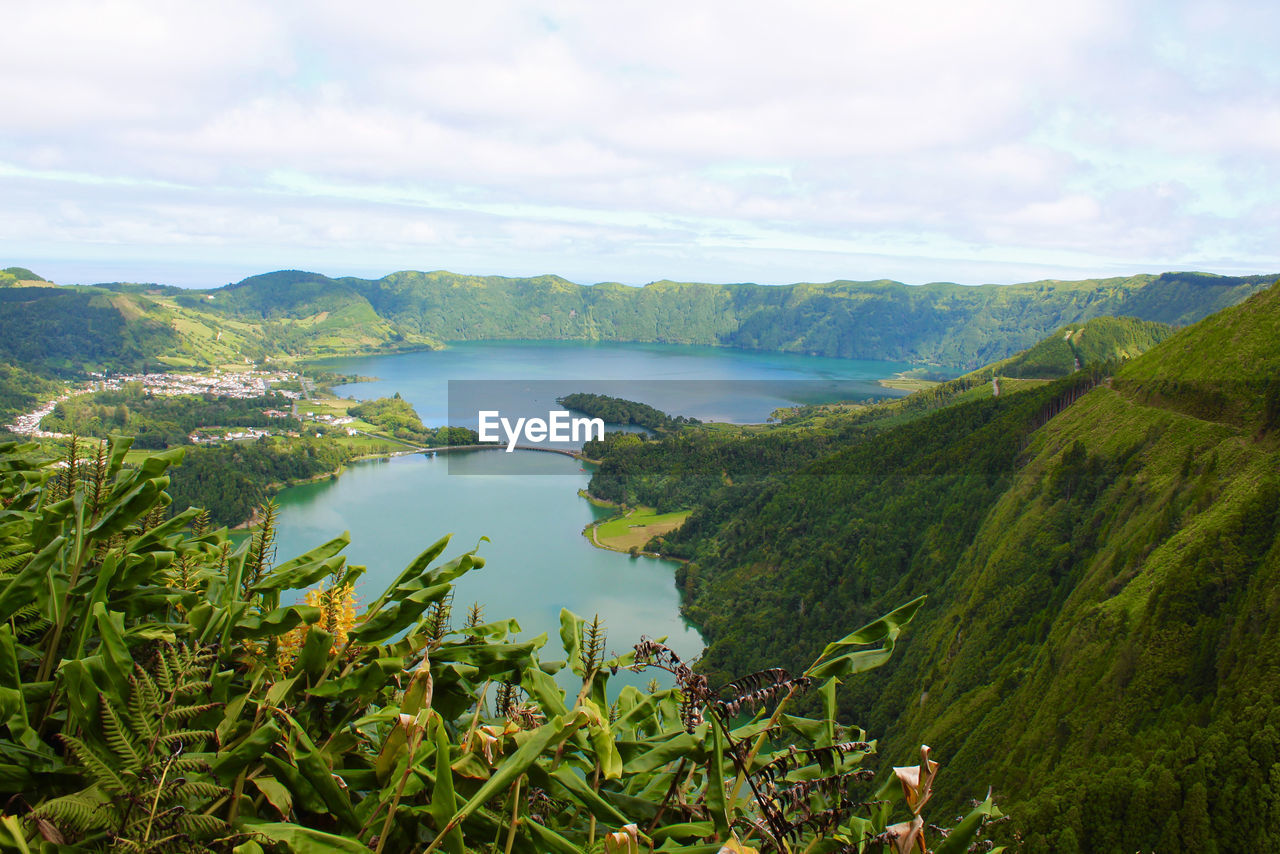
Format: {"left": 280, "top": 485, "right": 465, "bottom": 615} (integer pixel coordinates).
{"left": 558, "top": 392, "right": 699, "bottom": 432}
{"left": 0, "top": 285, "right": 178, "bottom": 373}
{"left": 584, "top": 283, "right": 1280, "bottom": 850}
{"left": 348, "top": 395, "right": 479, "bottom": 446}
{"left": 164, "top": 437, "right": 354, "bottom": 527}
{"left": 0, "top": 363, "right": 58, "bottom": 426}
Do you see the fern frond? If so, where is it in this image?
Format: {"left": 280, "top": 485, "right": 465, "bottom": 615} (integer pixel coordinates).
{"left": 30, "top": 789, "right": 111, "bottom": 835}
{"left": 166, "top": 757, "right": 214, "bottom": 774}
{"left": 153, "top": 644, "right": 175, "bottom": 695}
{"left": 166, "top": 702, "right": 220, "bottom": 722}
{"left": 157, "top": 729, "right": 215, "bottom": 750}
{"left": 173, "top": 681, "right": 214, "bottom": 700}
{"left": 128, "top": 671, "right": 160, "bottom": 743}
{"left": 99, "top": 694, "right": 145, "bottom": 768}
{"left": 61, "top": 734, "right": 131, "bottom": 796}
{"left": 166, "top": 781, "right": 227, "bottom": 802}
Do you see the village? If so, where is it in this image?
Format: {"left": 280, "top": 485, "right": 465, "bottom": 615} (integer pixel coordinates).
{"left": 5, "top": 369, "right": 355, "bottom": 443}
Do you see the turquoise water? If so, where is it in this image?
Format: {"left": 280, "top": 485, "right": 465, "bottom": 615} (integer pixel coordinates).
{"left": 320, "top": 340, "right": 915, "bottom": 425}
{"left": 275, "top": 341, "right": 916, "bottom": 684}
{"left": 271, "top": 451, "right": 699, "bottom": 690}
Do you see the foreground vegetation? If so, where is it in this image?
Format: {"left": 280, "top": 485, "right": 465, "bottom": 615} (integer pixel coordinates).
{"left": 0, "top": 438, "right": 1003, "bottom": 852}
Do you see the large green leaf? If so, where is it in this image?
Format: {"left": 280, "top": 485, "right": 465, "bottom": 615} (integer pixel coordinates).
{"left": 427, "top": 707, "right": 590, "bottom": 847}
{"left": 933, "top": 791, "right": 1002, "bottom": 854}
{"left": 428, "top": 714, "right": 464, "bottom": 854}
{"left": 249, "top": 533, "right": 350, "bottom": 593}
{"left": 805, "top": 595, "right": 925, "bottom": 680}
{"left": 232, "top": 604, "right": 322, "bottom": 640}
{"left": 238, "top": 821, "right": 371, "bottom": 853}
{"left": 351, "top": 582, "right": 452, "bottom": 644}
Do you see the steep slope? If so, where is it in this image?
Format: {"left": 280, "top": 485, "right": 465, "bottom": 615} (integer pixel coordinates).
{"left": 0, "top": 285, "right": 178, "bottom": 372}
{"left": 888, "top": 284, "right": 1280, "bottom": 851}
{"left": 182, "top": 270, "right": 438, "bottom": 356}
{"left": 654, "top": 285, "right": 1280, "bottom": 851}
{"left": 969, "top": 315, "right": 1172, "bottom": 379}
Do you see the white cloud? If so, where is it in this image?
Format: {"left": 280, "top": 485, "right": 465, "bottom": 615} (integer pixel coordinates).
{"left": 0, "top": 0, "right": 1277, "bottom": 285}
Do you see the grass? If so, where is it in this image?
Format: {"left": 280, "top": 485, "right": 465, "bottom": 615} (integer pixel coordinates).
{"left": 878, "top": 373, "right": 943, "bottom": 393}
{"left": 588, "top": 506, "right": 691, "bottom": 552}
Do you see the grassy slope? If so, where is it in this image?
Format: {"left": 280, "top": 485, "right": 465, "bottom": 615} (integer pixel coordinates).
{"left": 635, "top": 288, "right": 1279, "bottom": 850}
{"left": 882, "top": 286, "right": 1280, "bottom": 847}
{"left": 970, "top": 315, "right": 1173, "bottom": 379}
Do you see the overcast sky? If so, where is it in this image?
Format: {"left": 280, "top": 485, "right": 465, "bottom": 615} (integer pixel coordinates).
{"left": 2, "top": 1, "right": 1277, "bottom": 288}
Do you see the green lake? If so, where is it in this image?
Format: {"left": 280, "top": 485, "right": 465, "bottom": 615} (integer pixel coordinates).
{"left": 274, "top": 341, "right": 917, "bottom": 685}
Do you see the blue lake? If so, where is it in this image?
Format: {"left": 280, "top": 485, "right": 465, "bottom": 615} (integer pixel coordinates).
{"left": 273, "top": 341, "right": 915, "bottom": 685}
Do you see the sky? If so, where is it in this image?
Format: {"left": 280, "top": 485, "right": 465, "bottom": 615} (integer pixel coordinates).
{"left": 2, "top": 1, "right": 1278, "bottom": 289}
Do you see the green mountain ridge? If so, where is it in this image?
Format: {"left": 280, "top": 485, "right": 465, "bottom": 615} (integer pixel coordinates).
{"left": 203, "top": 268, "right": 1272, "bottom": 369}
{"left": 627, "top": 283, "right": 1280, "bottom": 850}
{"left": 0, "top": 265, "right": 1273, "bottom": 374}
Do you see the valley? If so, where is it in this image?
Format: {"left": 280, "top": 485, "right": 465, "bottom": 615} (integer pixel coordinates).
{"left": 1, "top": 263, "right": 1277, "bottom": 852}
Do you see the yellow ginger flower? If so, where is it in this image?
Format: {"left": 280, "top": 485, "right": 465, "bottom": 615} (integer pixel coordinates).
{"left": 276, "top": 580, "right": 358, "bottom": 670}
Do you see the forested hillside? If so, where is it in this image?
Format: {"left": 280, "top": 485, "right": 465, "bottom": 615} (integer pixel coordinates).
{"left": 0, "top": 265, "right": 1272, "bottom": 373}
{"left": 0, "top": 285, "right": 178, "bottom": 373}
{"left": 611, "top": 284, "right": 1280, "bottom": 850}
{"left": 206, "top": 268, "right": 1271, "bottom": 369}
{"left": 970, "top": 315, "right": 1172, "bottom": 379}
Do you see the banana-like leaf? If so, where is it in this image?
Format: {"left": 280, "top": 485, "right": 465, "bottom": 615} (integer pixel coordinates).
{"left": 429, "top": 713, "right": 464, "bottom": 854}
{"left": 616, "top": 730, "right": 705, "bottom": 774}
{"left": 650, "top": 821, "right": 715, "bottom": 842}
{"left": 249, "top": 534, "right": 351, "bottom": 593}
{"left": 232, "top": 604, "right": 322, "bottom": 640}
{"left": 459, "top": 617, "right": 522, "bottom": 641}
{"left": 278, "top": 713, "right": 361, "bottom": 831}
{"left": 805, "top": 596, "right": 925, "bottom": 680}
{"left": 705, "top": 720, "right": 731, "bottom": 839}
{"left": 307, "top": 657, "right": 402, "bottom": 699}
{"left": 521, "top": 662, "right": 568, "bottom": 718}
{"left": 87, "top": 475, "right": 170, "bottom": 540}
{"left": 0, "top": 535, "right": 64, "bottom": 622}
{"left": 559, "top": 608, "right": 586, "bottom": 677}
{"left": 523, "top": 818, "right": 582, "bottom": 854}
{"left": 537, "top": 765, "right": 632, "bottom": 827}
{"left": 933, "top": 791, "right": 1001, "bottom": 854}
{"left": 211, "top": 721, "right": 283, "bottom": 780}
{"left": 291, "top": 627, "right": 335, "bottom": 682}
{"left": 363, "top": 534, "right": 452, "bottom": 617}
{"left": 0, "top": 814, "right": 31, "bottom": 854}
{"left": 351, "top": 582, "right": 452, "bottom": 644}
{"left": 580, "top": 698, "right": 624, "bottom": 781}
{"left": 126, "top": 506, "right": 203, "bottom": 552}
{"left": 237, "top": 821, "right": 371, "bottom": 853}
{"left": 252, "top": 776, "right": 294, "bottom": 819}
{"left": 429, "top": 707, "right": 591, "bottom": 844}
{"left": 91, "top": 603, "right": 132, "bottom": 705}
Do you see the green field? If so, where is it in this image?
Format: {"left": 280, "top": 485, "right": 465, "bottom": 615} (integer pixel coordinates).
{"left": 588, "top": 506, "right": 690, "bottom": 551}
